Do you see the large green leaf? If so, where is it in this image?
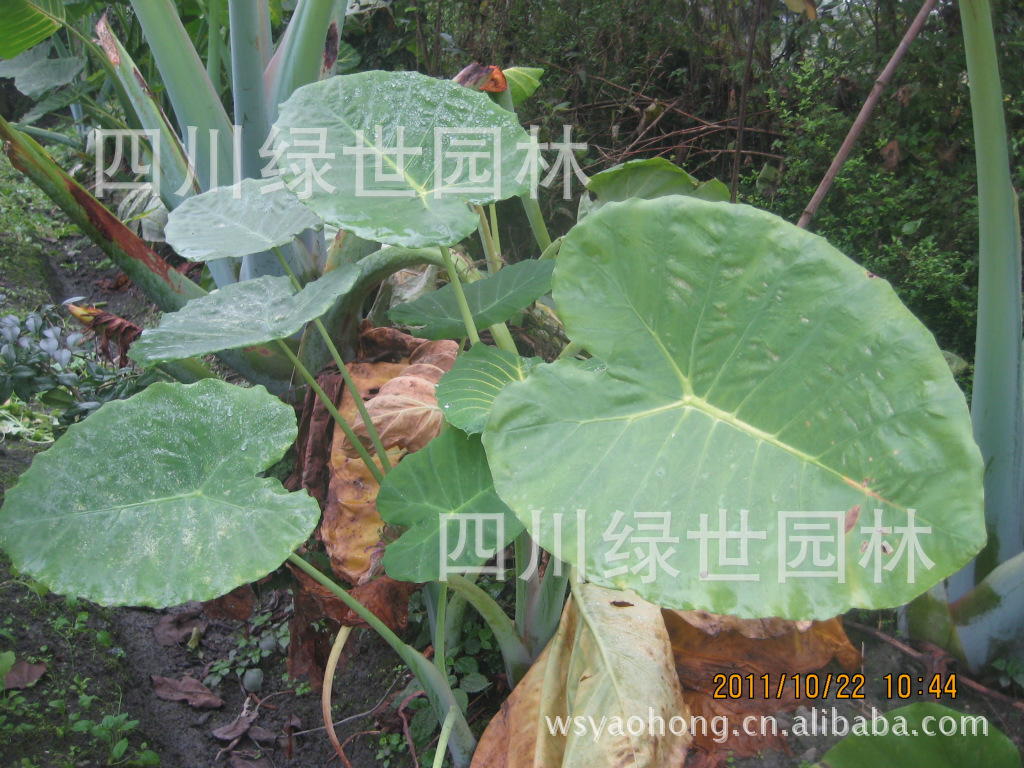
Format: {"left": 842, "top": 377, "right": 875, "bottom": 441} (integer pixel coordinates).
{"left": 164, "top": 179, "right": 322, "bottom": 261}
{"left": 813, "top": 703, "right": 1021, "bottom": 768}
{"left": 129, "top": 267, "right": 358, "bottom": 364}
{"left": 502, "top": 66, "right": 544, "bottom": 106}
{"left": 273, "top": 70, "right": 533, "bottom": 247}
{"left": 0, "top": 0, "right": 64, "bottom": 59}
{"left": 388, "top": 259, "right": 554, "bottom": 340}
{"left": 0, "top": 380, "right": 319, "bottom": 606}
{"left": 377, "top": 429, "right": 524, "bottom": 582}
{"left": 0, "top": 44, "right": 85, "bottom": 98}
{"left": 586, "top": 157, "right": 730, "bottom": 206}
{"left": 483, "top": 196, "right": 985, "bottom": 619}
{"left": 436, "top": 344, "right": 541, "bottom": 434}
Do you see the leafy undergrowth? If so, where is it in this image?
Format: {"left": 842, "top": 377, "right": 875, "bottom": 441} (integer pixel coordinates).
{"left": 0, "top": 550, "right": 160, "bottom": 768}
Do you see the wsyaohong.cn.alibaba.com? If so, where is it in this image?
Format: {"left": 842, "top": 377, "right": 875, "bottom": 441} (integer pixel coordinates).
{"left": 543, "top": 706, "right": 991, "bottom": 744}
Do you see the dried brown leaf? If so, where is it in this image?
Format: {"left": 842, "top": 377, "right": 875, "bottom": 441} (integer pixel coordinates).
{"left": 67, "top": 304, "right": 142, "bottom": 367}
{"left": 4, "top": 659, "right": 46, "bottom": 689}
{"left": 227, "top": 755, "right": 270, "bottom": 768}
{"left": 151, "top": 675, "right": 225, "bottom": 708}
{"left": 473, "top": 588, "right": 689, "bottom": 768}
{"left": 880, "top": 139, "right": 901, "bottom": 171}
{"left": 153, "top": 609, "right": 205, "bottom": 646}
{"left": 212, "top": 710, "right": 259, "bottom": 741}
{"left": 321, "top": 452, "right": 386, "bottom": 584}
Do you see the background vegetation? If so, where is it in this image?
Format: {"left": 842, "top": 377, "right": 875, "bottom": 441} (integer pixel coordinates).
{"left": 337, "top": 0, "right": 1024, "bottom": 364}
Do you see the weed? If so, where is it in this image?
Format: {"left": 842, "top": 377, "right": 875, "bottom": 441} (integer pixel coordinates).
{"left": 376, "top": 731, "right": 408, "bottom": 768}
{"left": 202, "top": 612, "right": 289, "bottom": 693}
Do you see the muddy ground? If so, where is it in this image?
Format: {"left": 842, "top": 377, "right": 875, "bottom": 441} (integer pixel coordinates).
{"left": 1, "top": 152, "right": 1022, "bottom": 768}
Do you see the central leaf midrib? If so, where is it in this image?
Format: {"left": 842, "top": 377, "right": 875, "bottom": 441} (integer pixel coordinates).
{"left": 569, "top": 392, "right": 901, "bottom": 509}
{"left": 12, "top": 486, "right": 265, "bottom": 524}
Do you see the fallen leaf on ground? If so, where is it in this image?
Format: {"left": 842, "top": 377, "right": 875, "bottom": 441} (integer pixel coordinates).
{"left": 4, "top": 659, "right": 46, "bottom": 689}
{"left": 212, "top": 710, "right": 259, "bottom": 741}
{"left": 153, "top": 609, "right": 206, "bottom": 646}
{"left": 246, "top": 725, "right": 279, "bottom": 745}
{"left": 151, "top": 675, "right": 225, "bottom": 708}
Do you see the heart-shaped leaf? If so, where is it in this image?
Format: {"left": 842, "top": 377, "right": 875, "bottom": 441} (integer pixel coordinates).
{"left": 388, "top": 259, "right": 554, "bottom": 340}
{"left": 164, "top": 178, "right": 322, "bottom": 262}
{"left": 586, "top": 157, "right": 730, "bottom": 210}
{"left": 273, "top": 70, "right": 533, "bottom": 247}
{"left": 483, "top": 196, "right": 985, "bottom": 619}
{"left": 129, "top": 267, "right": 358, "bottom": 364}
{"left": 436, "top": 344, "right": 542, "bottom": 434}
{"left": 377, "top": 429, "right": 523, "bottom": 583}
{"left": 0, "top": 379, "right": 319, "bottom": 606}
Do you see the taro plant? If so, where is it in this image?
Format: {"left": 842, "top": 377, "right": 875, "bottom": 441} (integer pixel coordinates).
{"left": 0, "top": 68, "right": 998, "bottom": 766}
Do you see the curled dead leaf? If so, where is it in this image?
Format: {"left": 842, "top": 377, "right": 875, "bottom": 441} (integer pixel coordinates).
{"left": 67, "top": 304, "right": 142, "bottom": 367}
{"left": 880, "top": 139, "right": 901, "bottom": 171}
{"left": 473, "top": 586, "right": 689, "bottom": 768}
{"left": 212, "top": 710, "right": 259, "bottom": 741}
{"left": 346, "top": 340, "right": 459, "bottom": 455}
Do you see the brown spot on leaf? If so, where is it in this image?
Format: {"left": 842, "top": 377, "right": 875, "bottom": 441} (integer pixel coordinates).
{"left": 610, "top": 600, "right": 634, "bottom": 607}
{"left": 845, "top": 505, "right": 861, "bottom": 533}
{"left": 95, "top": 15, "right": 121, "bottom": 65}
{"left": 322, "top": 21, "right": 339, "bottom": 73}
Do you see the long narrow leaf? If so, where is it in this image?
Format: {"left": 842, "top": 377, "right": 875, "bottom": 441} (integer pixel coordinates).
{"left": 950, "top": 0, "right": 1024, "bottom": 592}
{"left": 228, "top": 0, "right": 271, "bottom": 179}
{"left": 264, "top": 0, "right": 336, "bottom": 121}
{"left": 0, "top": 0, "right": 64, "bottom": 58}
{"left": 127, "top": 0, "right": 235, "bottom": 193}
{"left": 95, "top": 16, "right": 196, "bottom": 209}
